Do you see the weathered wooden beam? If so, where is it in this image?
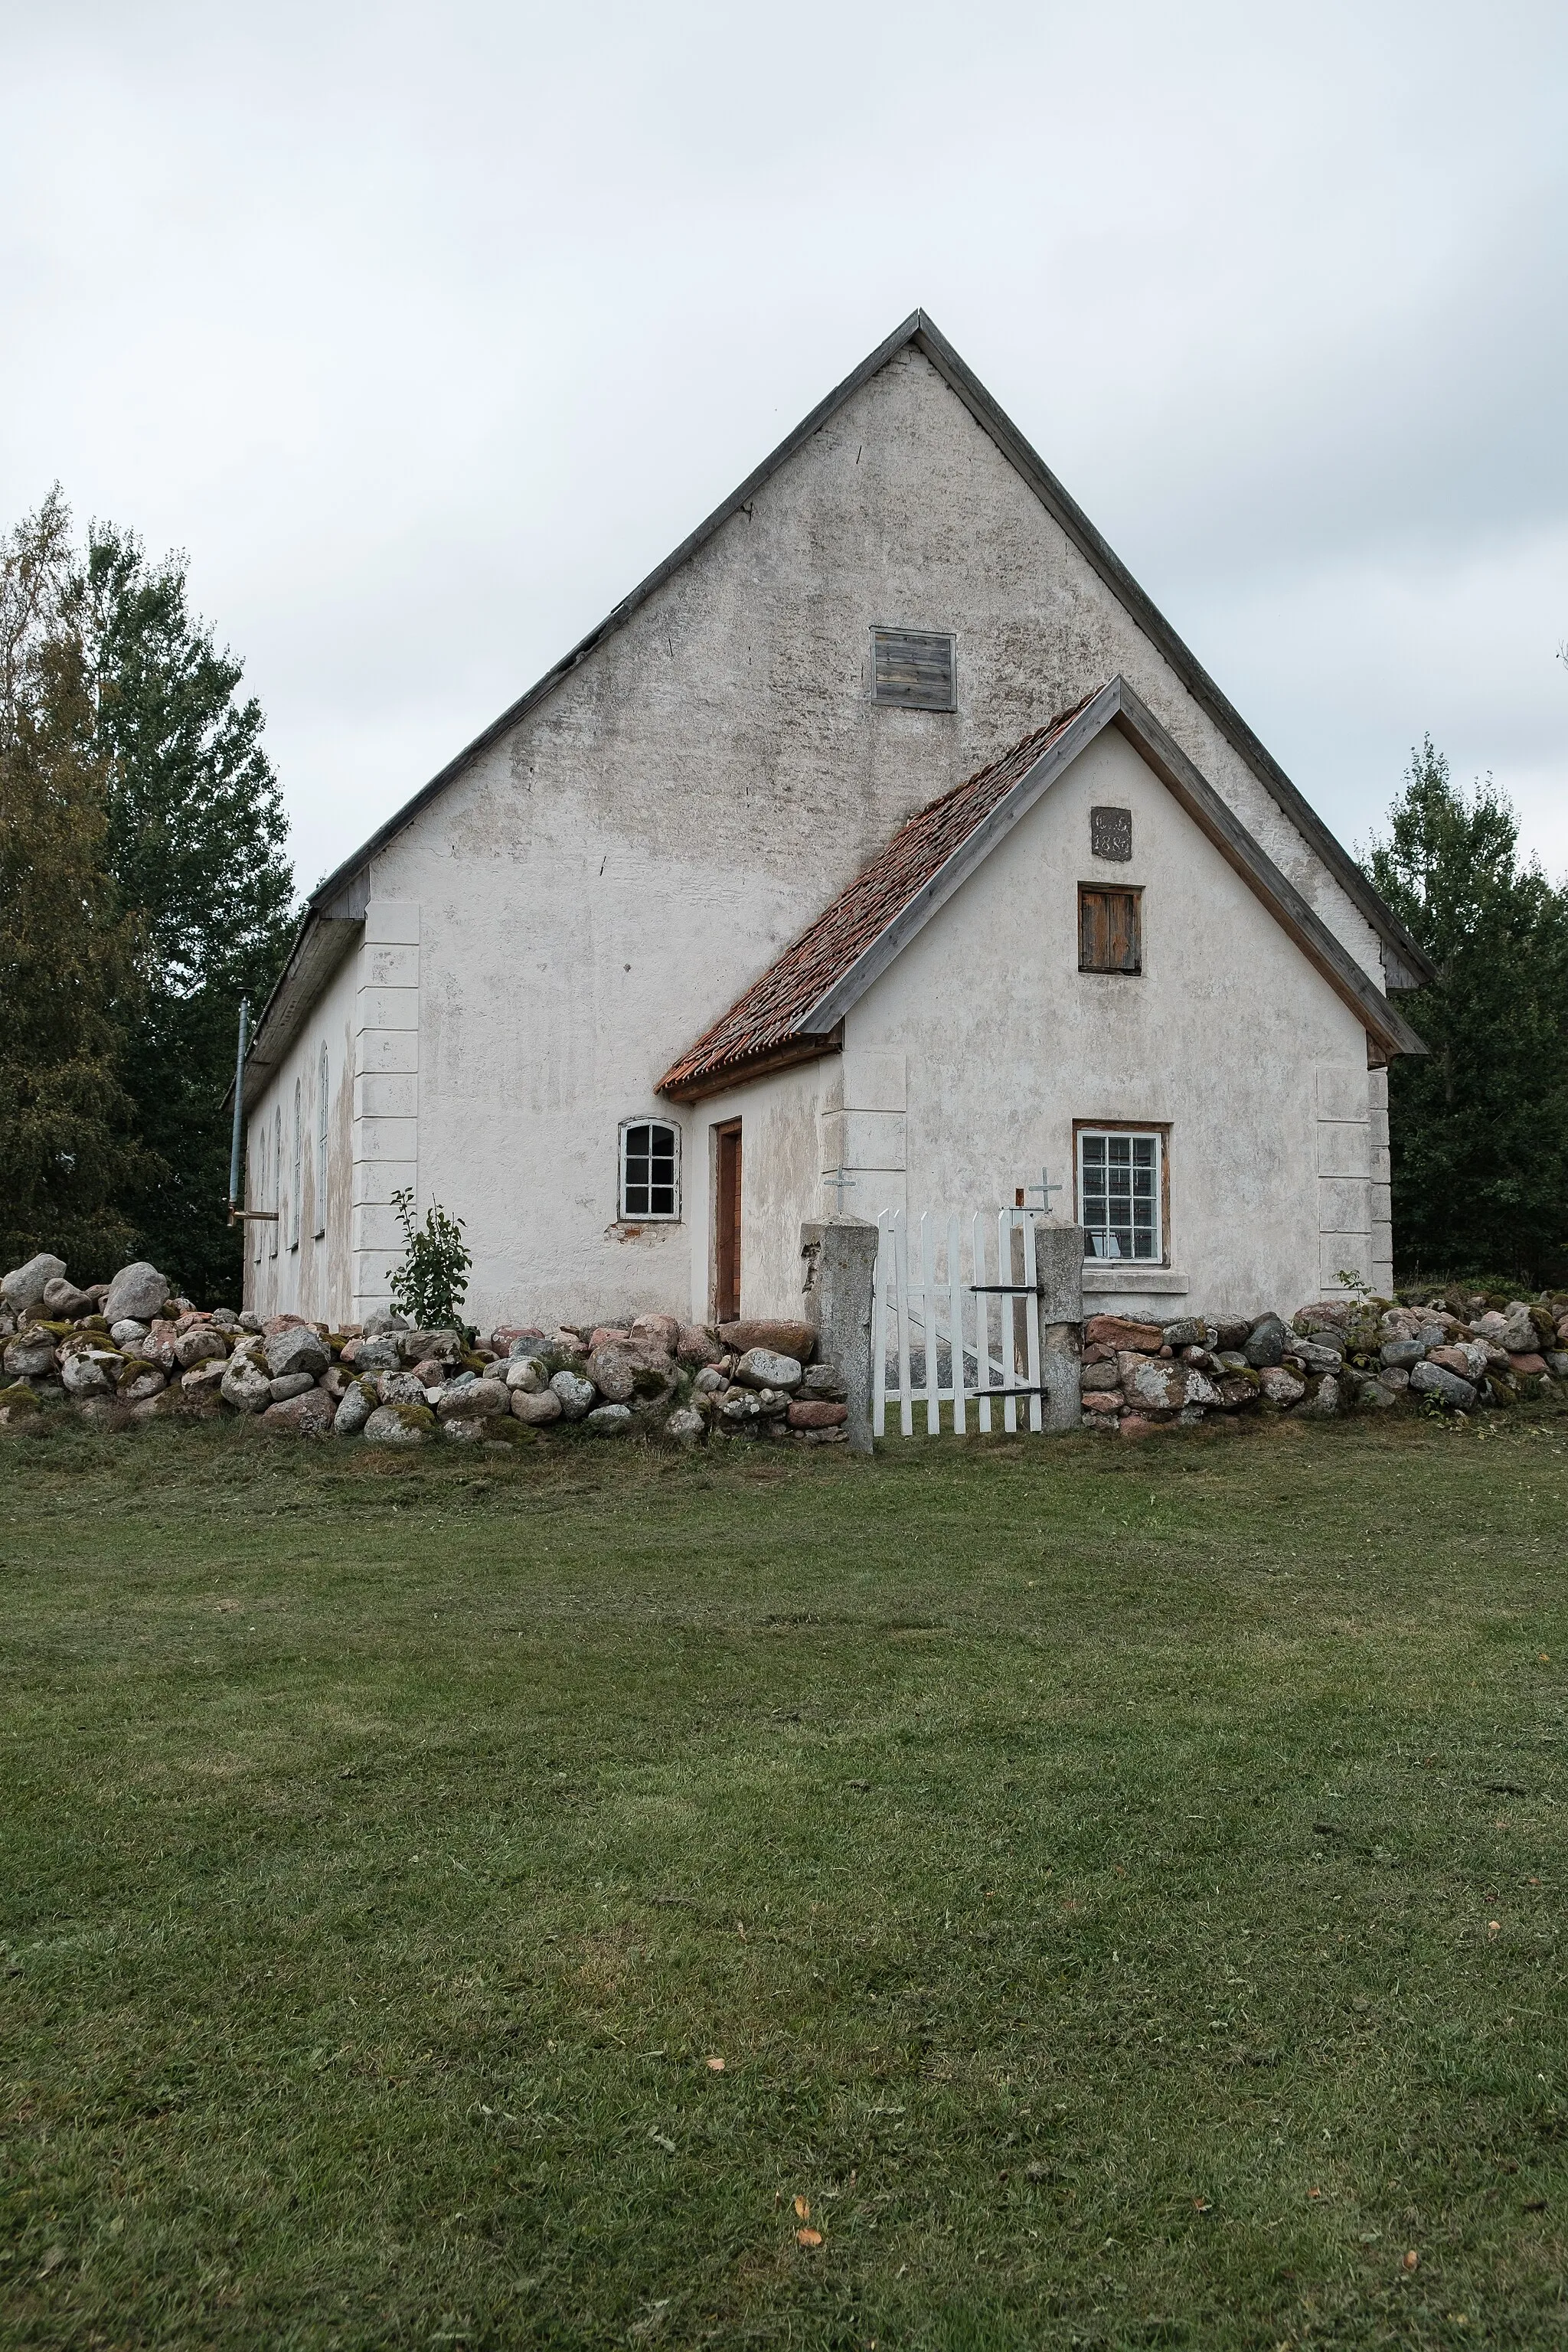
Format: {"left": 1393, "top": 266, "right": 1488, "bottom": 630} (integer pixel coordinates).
{"left": 658, "top": 1026, "right": 843, "bottom": 1104}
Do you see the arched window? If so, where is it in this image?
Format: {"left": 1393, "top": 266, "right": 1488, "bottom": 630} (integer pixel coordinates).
{"left": 619, "top": 1119, "right": 681, "bottom": 1220}
{"left": 291, "top": 1079, "right": 302, "bottom": 1250}
{"left": 270, "top": 1106, "right": 282, "bottom": 1257}
{"left": 315, "top": 1046, "right": 328, "bottom": 1239}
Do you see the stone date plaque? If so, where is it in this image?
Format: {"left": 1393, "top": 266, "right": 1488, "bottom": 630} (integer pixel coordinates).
{"left": 1090, "top": 805, "right": 1132, "bottom": 861}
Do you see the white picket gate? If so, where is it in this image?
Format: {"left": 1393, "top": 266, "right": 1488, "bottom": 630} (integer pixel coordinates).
{"left": 873, "top": 1207, "right": 1047, "bottom": 1437}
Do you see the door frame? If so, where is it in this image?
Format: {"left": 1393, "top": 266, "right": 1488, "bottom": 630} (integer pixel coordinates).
{"left": 713, "top": 1119, "right": 742, "bottom": 1325}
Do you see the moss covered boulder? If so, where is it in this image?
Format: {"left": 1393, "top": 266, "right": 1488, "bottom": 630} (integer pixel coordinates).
{"left": 364, "top": 1402, "right": 435, "bottom": 1446}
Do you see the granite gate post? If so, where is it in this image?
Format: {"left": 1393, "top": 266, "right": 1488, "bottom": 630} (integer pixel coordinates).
{"left": 800, "top": 1217, "right": 879, "bottom": 1455}
{"left": 1034, "top": 1220, "right": 1085, "bottom": 1435}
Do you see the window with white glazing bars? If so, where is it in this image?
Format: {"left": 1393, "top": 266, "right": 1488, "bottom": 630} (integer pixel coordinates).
{"left": 1079, "top": 1129, "right": 1161, "bottom": 1261}
{"left": 619, "top": 1120, "right": 680, "bottom": 1220}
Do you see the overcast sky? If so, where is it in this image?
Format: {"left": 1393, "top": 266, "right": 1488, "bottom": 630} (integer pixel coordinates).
{"left": 4, "top": 0, "right": 1565, "bottom": 897}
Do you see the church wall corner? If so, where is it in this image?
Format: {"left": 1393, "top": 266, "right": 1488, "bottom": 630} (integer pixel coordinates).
{"left": 350, "top": 898, "right": 421, "bottom": 1322}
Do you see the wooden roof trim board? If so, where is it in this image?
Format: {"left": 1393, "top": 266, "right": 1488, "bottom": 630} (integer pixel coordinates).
{"left": 658, "top": 1027, "right": 847, "bottom": 1103}
{"left": 249, "top": 309, "right": 1432, "bottom": 1070}
{"left": 907, "top": 315, "right": 1436, "bottom": 995}
{"left": 656, "top": 697, "right": 1098, "bottom": 1101}
{"left": 656, "top": 676, "right": 1426, "bottom": 1103}
{"left": 1102, "top": 680, "right": 1428, "bottom": 1058}
{"left": 286, "top": 312, "right": 937, "bottom": 929}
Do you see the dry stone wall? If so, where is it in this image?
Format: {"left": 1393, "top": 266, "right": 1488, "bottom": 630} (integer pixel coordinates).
{"left": 5, "top": 1247, "right": 1566, "bottom": 1449}
{"left": 1078, "top": 1290, "right": 1568, "bottom": 1435}
{"left": 0, "top": 1250, "right": 848, "bottom": 1449}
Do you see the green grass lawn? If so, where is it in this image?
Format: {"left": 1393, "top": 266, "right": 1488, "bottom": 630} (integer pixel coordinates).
{"left": 2, "top": 1410, "right": 1565, "bottom": 2350}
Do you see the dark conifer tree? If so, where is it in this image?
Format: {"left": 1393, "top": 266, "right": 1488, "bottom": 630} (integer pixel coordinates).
{"left": 76, "top": 524, "right": 296, "bottom": 1302}
{"left": 1366, "top": 739, "right": 1568, "bottom": 1285}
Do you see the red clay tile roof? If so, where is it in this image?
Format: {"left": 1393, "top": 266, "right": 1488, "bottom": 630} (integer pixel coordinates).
{"left": 657, "top": 694, "right": 1100, "bottom": 1099}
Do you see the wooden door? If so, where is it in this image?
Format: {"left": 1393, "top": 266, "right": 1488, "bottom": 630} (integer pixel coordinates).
{"left": 715, "top": 1122, "right": 741, "bottom": 1324}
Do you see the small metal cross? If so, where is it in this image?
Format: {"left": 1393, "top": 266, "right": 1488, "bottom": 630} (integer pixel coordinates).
{"left": 821, "top": 1165, "right": 858, "bottom": 1210}
{"left": 1026, "top": 1168, "right": 1063, "bottom": 1217}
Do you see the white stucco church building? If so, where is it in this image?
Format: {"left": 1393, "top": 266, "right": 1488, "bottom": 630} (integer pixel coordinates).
{"left": 240, "top": 312, "right": 1429, "bottom": 1333}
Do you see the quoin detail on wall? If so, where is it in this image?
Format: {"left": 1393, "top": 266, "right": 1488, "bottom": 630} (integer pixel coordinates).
{"left": 870, "top": 627, "right": 956, "bottom": 710}
{"left": 1091, "top": 805, "right": 1132, "bottom": 861}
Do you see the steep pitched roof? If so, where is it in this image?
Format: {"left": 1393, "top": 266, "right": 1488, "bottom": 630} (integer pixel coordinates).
{"left": 657, "top": 676, "right": 1426, "bottom": 1102}
{"left": 248, "top": 308, "right": 1433, "bottom": 1078}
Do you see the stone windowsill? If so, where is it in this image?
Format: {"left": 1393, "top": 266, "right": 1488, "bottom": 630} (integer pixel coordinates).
{"left": 1082, "top": 1264, "right": 1190, "bottom": 1295}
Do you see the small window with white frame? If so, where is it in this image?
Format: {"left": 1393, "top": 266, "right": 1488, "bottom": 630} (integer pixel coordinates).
{"left": 1077, "top": 1126, "right": 1165, "bottom": 1262}
{"left": 619, "top": 1119, "right": 681, "bottom": 1220}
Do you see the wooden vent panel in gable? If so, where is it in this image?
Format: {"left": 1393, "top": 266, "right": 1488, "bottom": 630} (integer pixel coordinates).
{"left": 871, "top": 627, "right": 956, "bottom": 710}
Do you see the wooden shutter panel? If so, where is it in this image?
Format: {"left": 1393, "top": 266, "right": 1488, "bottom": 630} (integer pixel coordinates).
{"left": 871, "top": 629, "right": 956, "bottom": 710}
{"left": 1079, "top": 887, "right": 1142, "bottom": 972}
{"left": 1080, "top": 889, "right": 1108, "bottom": 969}
{"left": 1109, "top": 890, "right": 1140, "bottom": 972}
